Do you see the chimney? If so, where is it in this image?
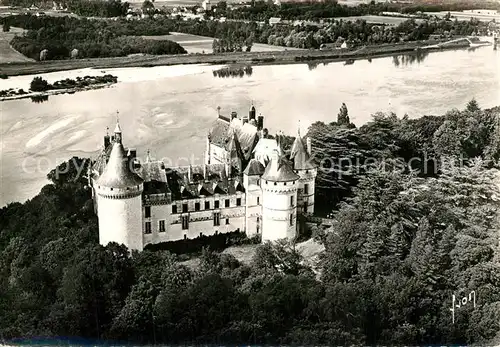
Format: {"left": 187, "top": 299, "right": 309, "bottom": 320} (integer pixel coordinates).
{"left": 203, "top": 163, "right": 208, "bottom": 180}
{"left": 257, "top": 115, "right": 264, "bottom": 130}
{"left": 306, "top": 137, "right": 312, "bottom": 156}
{"left": 249, "top": 105, "right": 256, "bottom": 120}
{"left": 231, "top": 111, "right": 238, "bottom": 120}
{"left": 104, "top": 135, "right": 110, "bottom": 148}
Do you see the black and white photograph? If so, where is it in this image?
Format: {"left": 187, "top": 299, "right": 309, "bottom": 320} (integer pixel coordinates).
{"left": 1, "top": 0, "right": 500, "bottom": 345}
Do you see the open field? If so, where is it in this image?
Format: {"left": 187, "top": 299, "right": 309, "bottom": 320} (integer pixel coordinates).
{"left": 336, "top": 14, "right": 425, "bottom": 25}
{"left": 0, "top": 27, "right": 34, "bottom": 64}
{"left": 140, "top": 32, "right": 300, "bottom": 54}
{"left": 179, "top": 238, "right": 325, "bottom": 271}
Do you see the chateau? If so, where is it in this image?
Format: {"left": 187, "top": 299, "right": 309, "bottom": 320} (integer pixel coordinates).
{"left": 88, "top": 105, "right": 317, "bottom": 251}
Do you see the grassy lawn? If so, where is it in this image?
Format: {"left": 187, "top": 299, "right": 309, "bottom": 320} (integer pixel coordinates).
{"left": 0, "top": 27, "right": 34, "bottom": 64}
{"left": 140, "top": 32, "right": 299, "bottom": 54}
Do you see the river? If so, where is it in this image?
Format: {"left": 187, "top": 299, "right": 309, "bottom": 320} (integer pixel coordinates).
{"left": 1, "top": 47, "right": 499, "bottom": 207}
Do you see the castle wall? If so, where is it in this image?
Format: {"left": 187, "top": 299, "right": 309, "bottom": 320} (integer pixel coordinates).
{"left": 97, "top": 190, "right": 144, "bottom": 251}
{"left": 244, "top": 179, "right": 262, "bottom": 237}
{"left": 143, "top": 192, "right": 246, "bottom": 246}
{"left": 261, "top": 181, "right": 298, "bottom": 242}
{"left": 296, "top": 168, "right": 317, "bottom": 214}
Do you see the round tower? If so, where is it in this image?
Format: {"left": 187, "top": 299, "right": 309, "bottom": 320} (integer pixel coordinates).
{"left": 94, "top": 123, "right": 144, "bottom": 251}
{"left": 290, "top": 128, "right": 317, "bottom": 215}
{"left": 260, "top": 149, "right": 300, "bottom": 242}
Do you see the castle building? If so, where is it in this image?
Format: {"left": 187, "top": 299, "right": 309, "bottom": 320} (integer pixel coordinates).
{"left": 89, "top": 106, "right": 317, "bottom": 252}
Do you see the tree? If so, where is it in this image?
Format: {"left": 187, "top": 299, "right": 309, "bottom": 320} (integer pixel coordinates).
{"left": 30, "top": 76, "right": 49, "bottom": 92}
{"left": 337, "top": 103, "right": 350, "bottom": 125}
{"left": 466, "top": 98, "right": 480, "bottom": 113}
{"left": 141, "top": 0, "right": 155, "bottom": 16}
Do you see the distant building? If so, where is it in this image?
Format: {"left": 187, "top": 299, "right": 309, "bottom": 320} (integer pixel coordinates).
{"left": 202, "top": 0, "right": 211, "bottom": 11}
{"left": 269, "top": 17, "right": 281, "bottom": 25}
{"left": 89, "top": 105, "right": 318, "bottom": 251}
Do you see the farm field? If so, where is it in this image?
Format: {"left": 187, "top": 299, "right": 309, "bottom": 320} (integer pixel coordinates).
{"left": 0, "top": 27, "right": 34, "bottom": 64}
{"left": 141, "top": 32, "right": 300, "bottom": 54}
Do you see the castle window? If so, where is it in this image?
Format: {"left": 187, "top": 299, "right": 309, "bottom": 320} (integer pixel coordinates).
{"left": 257, "top": 197, "right": 260, "bottom": 205}
{"left": 159, "top": 220, "right": 165, "bottom": 232}
{"left": 181, "top": 216, "right": 189, "bottom": 230}
{"left": 110, "top": 188, "right": 113, "bottom": 191}
{"left": 236, "top": 198, "right": 241, "bottom": 206}
{"left": 182, "top": 203, "right": 188, "bottom": 213}
{"left": 172, "top": 205, "right": 177, "bottom": 214}
{"left": 184, "top": 234, "right": 187, "bottom": 240}
{"left": 266, "top": 181, "right": 268, "bottom": 184}
{"left": 225, "top": 199, "right": 230, "bottom": 208}
{"left": 257, "top": 216, "right": 260, "bottom": 223}
{"left": 226, "top": 218, "right": 229, "bottom": 225}
{"left": 290, "top": 196, "right": 294, "bottom": 207}
{"left": 205, "top": 201, "right": 210, "bottom": 210}
{"left": 213, "top": 212, "right": 220, "bottom": 226}
{"left": 215, "top": 230, "right": 218, "bottom": 235}
{"left": 284, "top": 182, "right": 286, "bottom": 186}
{"left": 145, "top": 222, "right": 152, "bottom": 234}
{"left": 306, "top": 170, "right": 309, "bottom": 174}
{"left": 145, "top": 206, "right": 151, "bottom": 218}
{"left": 304, "top": 202, "right": 308, "bottom": 213}
{"left": 215, "top": 200, "right": 220, "bottom": 209}
{"left": 304, "top": 184, "right": 309, "bottom": 194}
{"left": 274, "top": 182, "right": 277, "bottom": 186}
{"left": 199, "top": 232, "right": 203, "bottom": 238}
{"left": 195, "top": 202, "right": 200, "bottom": 211}
{"left": 289, "top": 214, "right": 293, "bottom": 226}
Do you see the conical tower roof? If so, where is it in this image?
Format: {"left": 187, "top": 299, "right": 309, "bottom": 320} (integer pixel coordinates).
{"left": 261, "top": 150, "right": 300, "bottom": 182}
{"left": 96, "top": 141, "right": 143, "bottom": 188}
{"left": 243, "top": 158, "right": 265, "bottom": 176}
{"left": 290, "top": 133, "right": 316, "bottom": 170}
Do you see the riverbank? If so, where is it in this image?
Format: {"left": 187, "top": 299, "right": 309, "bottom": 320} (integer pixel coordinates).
{"left": 0, "top": 39, "right": 480, "bottom": 77}
{"left": 0, "top": 82, "right": 116, "bottom": 101}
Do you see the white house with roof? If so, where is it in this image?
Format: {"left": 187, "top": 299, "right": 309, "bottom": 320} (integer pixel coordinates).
{"left": 89, "top": 105, "right": 317, "bottom": 252}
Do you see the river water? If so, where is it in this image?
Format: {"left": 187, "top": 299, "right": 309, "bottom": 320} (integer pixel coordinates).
{"left": 1, "top": 47, "right": 499, "bottom": 206}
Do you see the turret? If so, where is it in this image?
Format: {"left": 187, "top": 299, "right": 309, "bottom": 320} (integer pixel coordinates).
{"left": 94, "top": 121, "right": 144, "bottom": 252}
{"left": 114, "top": 120, "right": 122, "bottom": 143}
{"left": 260, "top": 149, "right": 300, "bottom": 242}
{"left": 290, "top": 124, "right": 317, "bottom": 215}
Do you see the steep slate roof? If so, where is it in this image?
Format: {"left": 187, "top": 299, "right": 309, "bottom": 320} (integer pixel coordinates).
{"left": 261, "top": 151, "right": 300, "bottom": 182}
{"left": 209, "top": 117, "right": 231, "bottom": 147}
{"left": 290, "top": 135, "right": 316, "bottom": 170}
{"left": 140, "top": 160, "right": 169, "bottom": 196}
{"left": 96, "top": 142, "right": 144, "bottom": 188}
{"left": 166, "top": 164, "right": 244, "bottom": 201}
{"left": 243, "top": 158, "right": 265, "bottom": 176}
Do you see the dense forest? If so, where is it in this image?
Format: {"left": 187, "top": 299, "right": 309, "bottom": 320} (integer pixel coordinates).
{"left": 1, "top": 100, "right": 500, "bottom": 345}
{"left": 1, "top": 14, "right": 488, "bottom": 59}
{"left": 1, "top": 15, "right": 186, "bottom": 60}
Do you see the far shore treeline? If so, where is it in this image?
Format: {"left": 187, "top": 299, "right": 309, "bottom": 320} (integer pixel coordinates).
{"left": 1, "top": 100, "right": 500, "bottom": 345}
{"left": 0, "top": 11, "right": 489, "bottom": 61}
